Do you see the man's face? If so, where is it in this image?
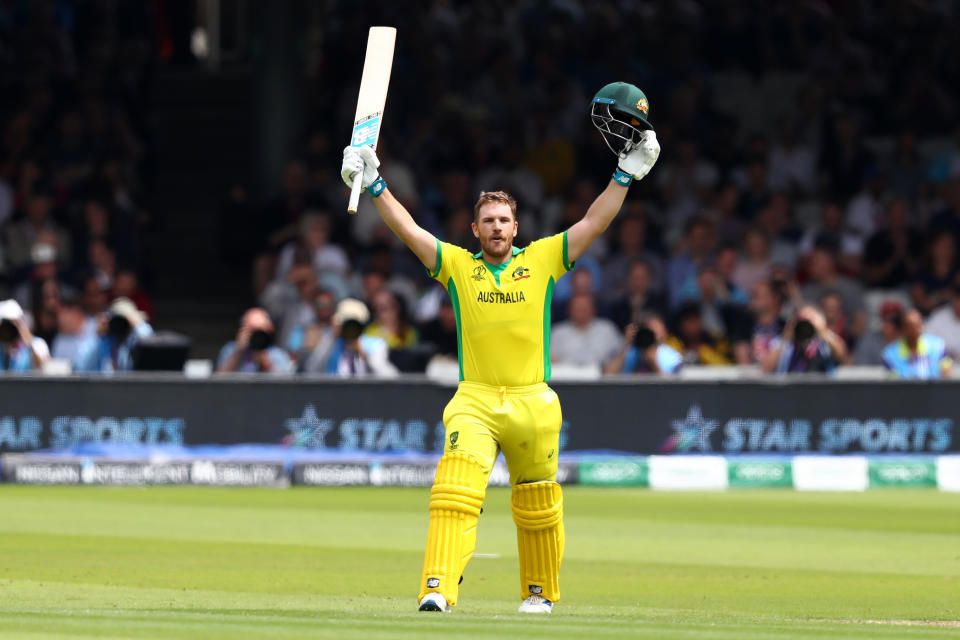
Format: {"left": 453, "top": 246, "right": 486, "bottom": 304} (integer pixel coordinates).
{"left": 749, "top": 282, "right": 775, "bottom": 315}
{"left": 568, "top": 295, "right": 594, "bottom": 327}
{"left": 902, "top": 311, "right": 923, "bottom": 343}
{"left": 472, "top": 203, "right": 517, "bottom": 260}
{"left": 627, "top": 263, "right": 651, "bottom": 294}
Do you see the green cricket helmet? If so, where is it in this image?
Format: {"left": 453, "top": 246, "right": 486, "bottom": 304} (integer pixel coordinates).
{"left": 591, "top": 82, "right": 653, "bottom": 156}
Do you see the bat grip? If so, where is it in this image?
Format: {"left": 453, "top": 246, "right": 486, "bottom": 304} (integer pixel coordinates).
{"left": 347, "top": 170, "right": 363, "bottom": 214}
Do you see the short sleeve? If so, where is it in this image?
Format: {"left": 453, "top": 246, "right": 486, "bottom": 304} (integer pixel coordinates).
{"left": 527, "top": 231, "right": 575, "bottom": 281}
{"left": 431, "top": 240, "right": 471, "bottom": 283}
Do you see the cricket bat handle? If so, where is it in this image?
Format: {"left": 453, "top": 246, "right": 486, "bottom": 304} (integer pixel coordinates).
{"left": 347, "top": 170, "right": 363, "bottom": 214}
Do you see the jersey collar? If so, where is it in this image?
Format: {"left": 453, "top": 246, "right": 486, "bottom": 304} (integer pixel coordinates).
{"left": 472, "top": 245, "right": 526, "bottom": 260}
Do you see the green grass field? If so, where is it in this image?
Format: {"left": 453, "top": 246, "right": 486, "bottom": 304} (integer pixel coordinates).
{"left": 0, "top": 486, "right": 958, "bottom": 639}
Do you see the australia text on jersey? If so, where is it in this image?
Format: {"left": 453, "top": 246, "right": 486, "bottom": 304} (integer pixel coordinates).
{"left": 477, "top": 290, "right": 527, "bottom": 303}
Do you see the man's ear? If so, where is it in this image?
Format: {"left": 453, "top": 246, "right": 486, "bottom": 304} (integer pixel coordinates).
{"left": 471, "top": 222, "right": 479, "bottom": 238}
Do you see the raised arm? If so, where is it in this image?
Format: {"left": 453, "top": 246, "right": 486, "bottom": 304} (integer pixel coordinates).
{"left": 342, "top": 146, "right": 436, "bottom": 269}
{"left": 566, "top": 131, "right": 660, "bottom": 262}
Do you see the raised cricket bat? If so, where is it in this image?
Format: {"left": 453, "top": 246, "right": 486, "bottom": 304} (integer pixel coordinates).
{"left": 347, "top": 26, "right": 397, "bottom": 214}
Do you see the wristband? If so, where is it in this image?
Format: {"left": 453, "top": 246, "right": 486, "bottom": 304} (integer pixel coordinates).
{"left": 612, "top": 168, "right": 634, "bottom": 187}
{"left": 367, "top": 176, "right": 387, "bottom": 197}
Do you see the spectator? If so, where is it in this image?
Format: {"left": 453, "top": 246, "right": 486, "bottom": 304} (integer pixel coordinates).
{"left": 419, "top": 296, "right": 458, "bottom": 360}
{"left": 364, "top": 289, "right": 419, "bottom": 349}
{"left": 926, "top": 280, "right": 960, "bottom": 359}
{"left": 94, "top": 297, "right": 154, "bottom": 373}
{"left": 819, "top": 292, "right": 851, "bottom": 361}
{"left": 217, "top": 307, "right": 291, "bottom": 375}
{"left": 665, "top": 302, "right": 732, "bottom": 366}
{"left": 276, "top": 265, "right": 320, "bottom": 352}
{"left": 801, "top": 246, "right": 866, "bottom": 338}
{"left": 607, "top": 259, "right": 666, "bottom": 330}
{"left": 51, "top": 297, "right": 99, "bottom": 372}
{"left": 13, "top": 243, "right": 76, "bottom": 311}
{"left": 29, "top": 278, "right": 61, "bottom": 347}
{"left": 3, "top": 188, "right": 72, "bottom": 275}
{"left": 862, "top": 199, "right": 922, "bottom": 289}
{"left": 301, "top": 298, "right": 397, "bottom": 377}
{"left": 0, "top": 299, "right": 49, "bottom": 371}
{"left": 882, "top": 309, "right": 951, "bottom": 379}
{"left": 748, "top": 280, "right": 785, "bottom": 365}
{"left": 667, "top": 217, "right": 715, "bottom": 309}
{"left": 853, "top": 300, "right": 903, "bottom": 366}
{"left": 275, "top": 211, "right": 350, "bottom": 280}
{"left": 112, "top": 268, "right": 153, "bottom": 322}
{"left": 550, "top": 293, "right": 621, "bottom": 370}
{"left": 79, "top": 273, "right": 109, "bottom": 336}
{"left": 796, "top": 202, "right": 863, "bottom": 275}
{"left": 732, "top": 228, "right": 771, "bottom": 293}
{"left": 600, "top": 212, "right": 664, "bottom": 303}
{"left": 762, "top": 305, "right": 847, "bottom": 375}
{"left": 910, "top": 231, "right": 957, "bottom": 316}
{"left": 679, "top": 261, "right": 745, "bottom": 338}
{"left": 604, "top": 313, "right": 683, "bottom": 376}
{"left": 767, "top": 118, "right": 816, "bottom": 195}
{"left": 293, "top": 288, "right": 337, "bottom": 365}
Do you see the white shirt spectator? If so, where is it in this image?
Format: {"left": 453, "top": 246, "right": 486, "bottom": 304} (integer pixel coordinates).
{"left": 551, "top": 294, "right": 622, "bottom": 369}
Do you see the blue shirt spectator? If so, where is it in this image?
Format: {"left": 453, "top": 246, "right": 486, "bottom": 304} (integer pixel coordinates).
{"left": 0, "top": 299, "right": 50, "bottom": 372}
{"left": 51, "top": 299, "right": 99, "bottom": 372}
{"left": 217, "top": 307, "right": 292, "bottom": 374}
{"left": 94, "top": 297, "right": 153, "bottom": 373}
{"left": 882, "top": 309, "right": 951, "bottom": 379}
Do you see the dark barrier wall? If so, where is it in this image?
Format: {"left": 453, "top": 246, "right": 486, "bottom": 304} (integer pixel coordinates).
{"left": 0, "top": 376, "right": 956, "bottom": 454}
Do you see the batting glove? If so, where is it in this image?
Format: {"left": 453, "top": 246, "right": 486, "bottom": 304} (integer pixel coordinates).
{"left": 341, "top": 145, "right": 381, "bottom": 190}
{"left": 617, "top": 130, "right": 661, "bottom": 182}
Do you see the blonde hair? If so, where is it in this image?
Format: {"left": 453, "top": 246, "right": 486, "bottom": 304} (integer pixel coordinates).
{"left": 473, "top": 191, "right": 517, "bottom": 221}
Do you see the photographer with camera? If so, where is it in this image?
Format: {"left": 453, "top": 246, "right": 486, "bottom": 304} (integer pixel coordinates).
{"left": 761, "top": 304, "right": 847, "bottom": 374}
{"left": 217, "top": 307, "right": 292, "bottom": 374}
{"left": 603, "top": 312, "right": 683, "bottom": 375}
{"left": 300, "top": 298, "right": 397, "bottom": 377}
{"left": 94, "top": 297, "right": 154, "bottom": 372}
{"left": 0, "top": 299, "right": 50, "bottom": 372}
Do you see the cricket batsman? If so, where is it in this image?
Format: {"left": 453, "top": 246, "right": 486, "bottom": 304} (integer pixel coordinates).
{"left": 340, "top": 82, "right": 660, "bottom": 613}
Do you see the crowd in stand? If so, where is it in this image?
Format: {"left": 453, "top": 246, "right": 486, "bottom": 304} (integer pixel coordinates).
{"left": 4, "top": 1, "right": 960, "bottom": 379}
{"left": 0, "top": 1, "right": 155, "bottom": 372}
{"left": 222, "top": 1, "right": 960, "bottom": 378}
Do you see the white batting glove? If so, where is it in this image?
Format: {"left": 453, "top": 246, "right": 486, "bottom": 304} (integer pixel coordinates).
{"left": 341, "top": 145, "right": 381, "bottom": 189}
{"left": 618, "top": 130, "right": 660, "bottom": 180}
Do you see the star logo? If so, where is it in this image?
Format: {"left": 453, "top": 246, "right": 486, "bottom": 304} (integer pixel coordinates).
{"left": 660, "top": 404, "right": 718, "bottom": 452}
{"left": 637, "top": 98, "right": 649, "bottom": 115}
{"left": 282, "top": 403, "right": 333, "bottom": 448}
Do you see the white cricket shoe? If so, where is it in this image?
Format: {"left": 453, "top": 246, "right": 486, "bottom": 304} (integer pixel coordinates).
{"left": 518, "top": 594, "right": 553, "bottom": 613}
{"left": 418, "top": 592, "right": 450, "bottom": 612}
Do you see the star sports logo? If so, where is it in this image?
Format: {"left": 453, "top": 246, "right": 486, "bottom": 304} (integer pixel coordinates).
{"left": 659, "top": 404, "right": 718, "bottom": 452}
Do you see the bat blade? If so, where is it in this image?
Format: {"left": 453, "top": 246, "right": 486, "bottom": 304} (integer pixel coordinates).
{"left": 347, "top": 26, "right": 397, "bottom": 214}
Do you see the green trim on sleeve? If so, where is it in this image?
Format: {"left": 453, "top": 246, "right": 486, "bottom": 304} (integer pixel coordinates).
{"left": 427, "top": 238, "right": 442, "bottom": 279}
{"left": 562, "top": 230, "right": 576, "bottom": 271}
{"left": 447, "top": 278, "right": 464, "bottom": 381}
{"left": 543, "top": 276, "right": 555, "bottom": 382}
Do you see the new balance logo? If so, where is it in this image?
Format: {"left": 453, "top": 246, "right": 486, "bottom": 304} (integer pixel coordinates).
{"left": 427, "top": 578, "right": 440, "bottom": 588}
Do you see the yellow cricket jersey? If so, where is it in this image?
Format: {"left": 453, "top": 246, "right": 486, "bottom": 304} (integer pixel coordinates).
{"left": 430, "top": 231, "right": 575, "bottom": 386}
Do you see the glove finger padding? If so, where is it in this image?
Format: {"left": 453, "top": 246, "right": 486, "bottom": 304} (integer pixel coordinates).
{"left": 617, "top": 130, "right": 660, "bottom": 180}
{"left": 341, "top": 147, "right": 363, "bottom": 187}
{"left": 341, "top": 145, "right": 381, "bottom": 190}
